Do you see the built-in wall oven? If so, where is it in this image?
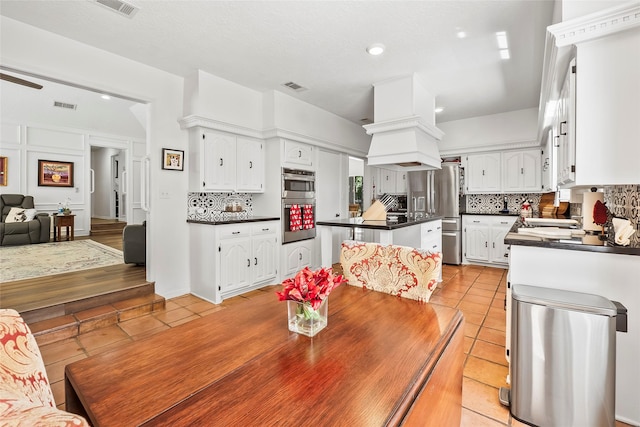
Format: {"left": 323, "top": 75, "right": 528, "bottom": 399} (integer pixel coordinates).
{"left": 282, "top": 168, "right": 316, "bottom": 244}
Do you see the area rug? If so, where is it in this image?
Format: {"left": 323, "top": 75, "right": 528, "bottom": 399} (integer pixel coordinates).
{"left": 0, "top": 240, "right": 123, "bottom": 282}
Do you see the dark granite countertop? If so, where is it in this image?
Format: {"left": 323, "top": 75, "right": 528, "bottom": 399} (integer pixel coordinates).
{"left": 316, "top": 216, "right": 443, "bottom": 231}
{"left": 505, "top": 218, "right": 640, "bottom": 256}
{"left": 187, "top": 216, "right": 280, "bottom": 225}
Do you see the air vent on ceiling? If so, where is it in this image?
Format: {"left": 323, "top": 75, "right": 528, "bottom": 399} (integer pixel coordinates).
{"left": 90, "top": 0, "right": 140, "bottom": 18}
{"left": 281, "top": 81, "right": 307, "bottom": 92}
{"left": 53, "top": 101, "right": 77, "bottom": 110}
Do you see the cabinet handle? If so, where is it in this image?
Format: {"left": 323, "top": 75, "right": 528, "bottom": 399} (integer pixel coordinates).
{"left": 299, "top": 252, "right": 302, "bottom": 260}
{"left": 504, "top": 253, "right": 509, "bottom": 258}
{"left": 433, "top": 245, "right": 437, "bottom": 249}
{"left": 232, "top": 231, "right": 241, "bottom": 234}
{"left": 485, "top": 242, "right": 488, "bottom": 247}
{"left": 254, "top": 257, "right": 258, "bottom": 266}
{"left": 427, "top": 229, "right": 433, "bottom": 233}
{"left": 437, "top": 226, "right": 441, "bottom": 230}
{"left": 220, "top": 158, "right": 224, "bottom": 166}
{"left": 335, "top": 213, "right": 340, "bottom": 217}
{"left": 560, "top": 121, "right": 567, "bottom": 136}
{"left": 473, "top": 220, "right": 480, "bottom": 223}
{"left": 298, "top": 150, "right": 302, "bottom": 158}
{"left": 249, "top": 161, "right": 253, "bottom": 169}
{"left": 262, "top": 228, "right": 269, "bottom": 231}
{"left": 501, "top": 221, "right": 509, "bottom": 224}
{"left": 493, "top": 242, "right": 496, "bottom": 248}
{"left": 202, "top": 181, "right": 205, "bottom": 187}
{"left": 247, "top": 259, "right": 251, "bottom": 267}
{"left": 554, "top": 135, "right": 560, "bottom": 148}
{"left": 521, "top": 167, "right": 524, "bottom": 174}
{"left": 482, "top": 170, "right": 485, "bottom": 176}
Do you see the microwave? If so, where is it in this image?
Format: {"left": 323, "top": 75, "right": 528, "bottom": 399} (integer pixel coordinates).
{"left": 282, "top": 168, "right": 315, "bottom": 199}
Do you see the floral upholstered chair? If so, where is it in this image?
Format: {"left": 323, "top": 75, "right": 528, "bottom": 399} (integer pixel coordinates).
{"left": 340, "top": 240, "right": 442, "bottom": 302}
{"left": 0, "top": 309, "right": 89, "bottom": 426}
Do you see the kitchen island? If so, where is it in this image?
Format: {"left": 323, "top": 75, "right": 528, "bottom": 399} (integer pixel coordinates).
{"left": 317, "top": 216, "right": 442, "bottom": 268}
{"left": 504, "top": 219, "right": 639, "bottom": 425}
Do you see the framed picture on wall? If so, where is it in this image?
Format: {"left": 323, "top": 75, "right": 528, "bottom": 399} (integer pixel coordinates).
{"left": 38, "top": 160, "right": 74, "bottom": 187}
{"left": 162, "top": 148, "right": 184, "bottom": 171}
{"left": 0, "top": 156, "right": 7, "bottom": 186}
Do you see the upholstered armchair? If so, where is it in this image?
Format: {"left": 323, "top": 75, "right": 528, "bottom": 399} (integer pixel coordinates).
{"left": 0, "top": 194, "right": 50, "bottom": 246}
{"left": 340, "top": 240, "right": 442, "bottom": 302}
{"left": 0, "top": 309, "right": 89, "bottom": 426}
{"left": 123, "top": 221, "right": 146, "bottom": 265}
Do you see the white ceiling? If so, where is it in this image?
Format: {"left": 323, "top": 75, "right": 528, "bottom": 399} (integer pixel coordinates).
{"left": 0, "top": 0, "right": 555, "bottom": 125}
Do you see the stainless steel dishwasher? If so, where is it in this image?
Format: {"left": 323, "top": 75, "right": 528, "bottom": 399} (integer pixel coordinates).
{"left": 503, "top": 284, "right": 627, "bottom": 427}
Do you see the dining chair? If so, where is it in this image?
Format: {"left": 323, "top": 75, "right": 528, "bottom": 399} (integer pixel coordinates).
{"left": 339, "top": 240, "right": 442, "bottom": 302}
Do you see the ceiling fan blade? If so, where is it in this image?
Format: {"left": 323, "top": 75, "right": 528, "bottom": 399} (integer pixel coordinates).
{"left": 0, "top": 73, "right": 43, "bottom": 90}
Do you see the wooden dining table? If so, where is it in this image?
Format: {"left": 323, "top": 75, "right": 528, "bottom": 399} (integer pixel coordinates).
{"left": 65, "top": 284, "right": 465, "bottom": 426}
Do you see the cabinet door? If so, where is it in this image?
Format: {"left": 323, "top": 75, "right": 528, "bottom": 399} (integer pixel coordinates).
{"left": 396, "top": 171, "right": 407, "bottom": 193}
{"left": 283, "top": 140, "right": 313, "bottom": 167}
{"left": 483, "top": 153, "right": 501, "bottom": 192}
{"left": 219, "top": 238, "right": 252, "bottom": 293}
{"left": 557, "top": 62, "right": 576, "bottom": 186}
{"left": 252, "top": 235, "right": 278, "bottom": 284}
{"left": 379, "top": 168, "right": 397, "bottom": 194}
{"left": 236, "top": 137, "right": 264, "bottom": 192}
{"left": 202, "top": 131, "right": 236, "bottom": 191}
{"left": 502, "top": 151, "right": 522, "bottom": 192}
{"left": 465, "top": 224, "right": 489, "bottom": 262}
{"left": 520, "top": 150, "right": 541, "bottom": 191}
{"left": 283, "top": 240, "right": 314, "bottom": 277}
{"left": 490, "top": 225, "right": 511, "bottom": 264}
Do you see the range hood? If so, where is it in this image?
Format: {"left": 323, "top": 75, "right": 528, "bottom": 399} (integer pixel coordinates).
{"left": 364, "top": 74, "right": 443, "bottom": 171}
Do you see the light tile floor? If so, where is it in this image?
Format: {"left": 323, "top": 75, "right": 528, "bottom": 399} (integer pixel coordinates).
{"left": 39, "top": 264, "right": 632, "bottom": 426}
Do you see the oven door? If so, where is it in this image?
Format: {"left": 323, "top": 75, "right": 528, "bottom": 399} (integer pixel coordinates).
{"left": 282, "top": 199, "right": 316, "bottom": 243}
{"left": 282, "top": 169, "right": 315, "bottom": 199}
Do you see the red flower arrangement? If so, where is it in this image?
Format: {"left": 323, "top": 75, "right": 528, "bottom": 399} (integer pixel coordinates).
{"left": 276, "top": 266, "right": 345, "bottom": 310}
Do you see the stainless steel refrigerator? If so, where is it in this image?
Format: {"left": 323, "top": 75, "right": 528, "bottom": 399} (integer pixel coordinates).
{"left": 407, "top": 163, "right": 462, "bottom": 264}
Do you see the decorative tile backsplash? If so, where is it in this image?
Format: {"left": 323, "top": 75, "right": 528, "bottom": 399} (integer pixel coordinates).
{"left": 604, "top": 185, "right": 639, "bottom": 246}
{"left": 464, "top": 193, "right": 542, "bottom": 215}
{"left": 187, "top": 192, "right": 254, "bottom": 221}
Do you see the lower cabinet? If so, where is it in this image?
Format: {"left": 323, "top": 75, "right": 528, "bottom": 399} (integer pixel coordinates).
{"left": 282, "top": 239, "right": 315, "bottom": 278}
{"left": 190, "top": 221, "right": 279, "bottom": 303}
{"left": 462, "top": 215, "right": 516, "bottom": 267}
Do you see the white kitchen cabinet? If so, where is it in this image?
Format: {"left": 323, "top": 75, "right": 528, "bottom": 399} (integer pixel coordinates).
{"left": 236, "top": 137, "right": 264, "bottom": 192}
{"left": 201, "top": 131, "right": 236, "bottom": 191}
{"left": 190, "top": 221, "right": 279, "bottom": 303}
{"left": 464, "top": 153, "right": 501, "bottom": 193}
{"left": 283, "top": 140, "right": 314, "bottom": 168}
{"left": 374, "top": 167, "right": 407, "bottom": 195}
{"left": 462, "top": 215, "right": 516, "bottom": 267}
{"left": 192, "top": 129, "right": 264, "bottom": 192}
{"left": 556, "top": 60, "right": 576, "bottom": 186}
{"left": 421, "top": 219, "right": 442, "bottom": 254}
{"left": 282, "top": 239, "right": 314, "bottom": 278}
{"left": 502, "top": 149, "right": 542, "bottom": 193}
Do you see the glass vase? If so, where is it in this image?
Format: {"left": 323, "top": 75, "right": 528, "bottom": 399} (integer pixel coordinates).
{"left": 287, "top": 298, "right": 328, "bottom": 337}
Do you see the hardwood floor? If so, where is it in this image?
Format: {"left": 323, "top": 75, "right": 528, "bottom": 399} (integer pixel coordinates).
{"left": 1, "top": 218, "right": 147, "bottom": 321}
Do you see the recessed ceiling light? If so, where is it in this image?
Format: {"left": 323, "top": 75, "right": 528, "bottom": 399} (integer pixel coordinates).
{"left": 366, "top": 43, "right": 385, "bottom": 56}
{"left": 456, "top": 31, "right": 466, "bottom": 39}
{"left": 101, "top": 94, "right": 111, "bottom": 100}
{"left": 435, "top": 107, "right": 444, "bottom": 113}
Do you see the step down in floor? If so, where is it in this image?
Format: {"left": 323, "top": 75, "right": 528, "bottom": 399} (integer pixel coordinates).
{"left": 90, "top": 221, "right": 127, "bottom": 236}
{"left": 30, "top": 293, "right": 165, "bottom": 346}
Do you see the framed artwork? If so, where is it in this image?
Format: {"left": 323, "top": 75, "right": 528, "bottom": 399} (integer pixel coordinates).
{"left": 0, "top": 156, "right": 6, "bottom": 186}
{"left": 38, "top": 160, "right": 74, "bottom": 187}
{"left": 162, "top": 148, "right": 184, "bottom": 171}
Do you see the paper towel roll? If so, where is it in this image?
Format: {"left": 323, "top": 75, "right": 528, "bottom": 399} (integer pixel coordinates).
{"left": 583, "top": 191, "right": 604, "bottom": 231}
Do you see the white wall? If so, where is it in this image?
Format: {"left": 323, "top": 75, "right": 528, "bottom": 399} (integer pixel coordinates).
{"left": 265, "top": 91, "right": 370, "bottom": 156}
{"left": 437, "top": 108, "right": 539, "bottom": 155}
{"left": 1, "top": 16, "right": 189, "bottom": 298}
{"left": 183, "top": 70, "right": 264, "bottom": 130}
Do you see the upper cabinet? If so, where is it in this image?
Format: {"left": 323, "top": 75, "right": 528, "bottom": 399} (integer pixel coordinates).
{"left": 192, "top": 129, "right": 265, "bottom": 192}
{"left": 373, "top": 167, "right": 407, "bottom": 195}
{"left": 502, "top": 149, "right": 542, "bottom": 193}
{"left": 555, "top": 60, "right": 576, "bottom": 186}
{"left": 464, "top": 153, "right": 501, "bottom": 193}
{"left": 282, "top": 140, "right": 314, "bottom": 169}
{"left": 543, "top": 6, "right": 640, "bottom": 187}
